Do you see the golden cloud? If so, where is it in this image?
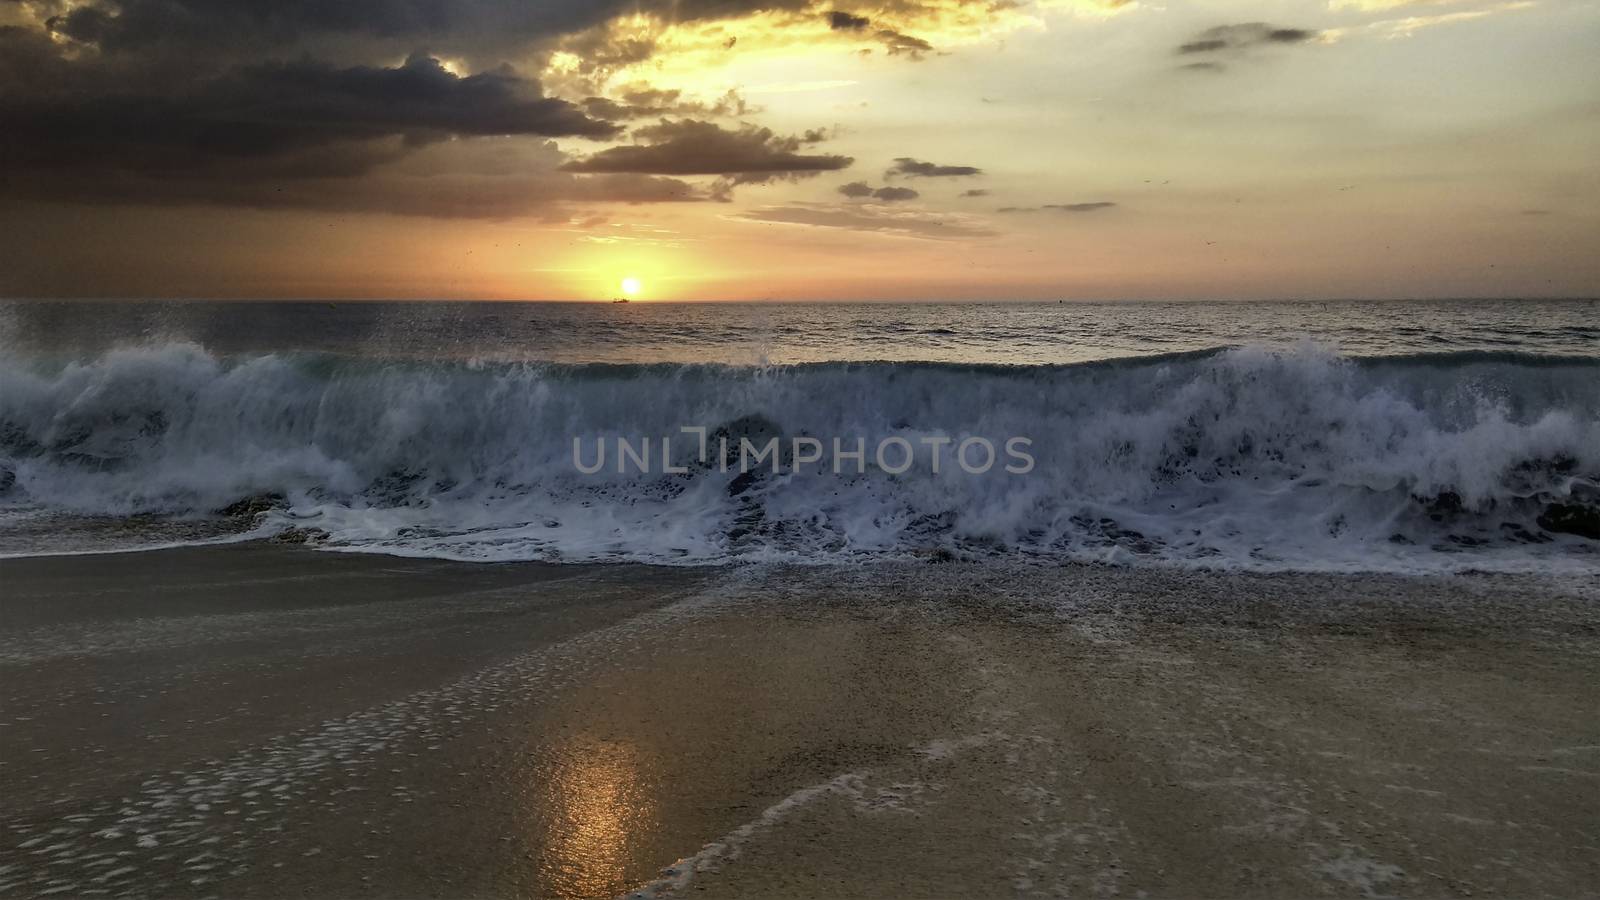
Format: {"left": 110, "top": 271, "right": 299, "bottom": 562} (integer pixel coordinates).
{"left": 539, "top": 1, "right": 1128, "bottom": 99}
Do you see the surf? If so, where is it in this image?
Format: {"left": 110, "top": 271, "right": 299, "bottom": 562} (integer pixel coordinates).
{"left": 1, "top": 341, "right": 1596, "bottom": 572}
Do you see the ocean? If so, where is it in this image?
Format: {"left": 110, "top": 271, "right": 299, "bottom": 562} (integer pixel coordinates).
{"left": 1, "top": 298, "right": 1596, "bottom": 571}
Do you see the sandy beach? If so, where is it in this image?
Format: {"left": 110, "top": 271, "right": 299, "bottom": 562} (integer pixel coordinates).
{"left": 1, "top": 545, "right": 1597, "bottom": 898}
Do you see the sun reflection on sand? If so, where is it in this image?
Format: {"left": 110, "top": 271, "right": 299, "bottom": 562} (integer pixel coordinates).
{"left": 539, "top": 737, "right": 654, "bottom": 899}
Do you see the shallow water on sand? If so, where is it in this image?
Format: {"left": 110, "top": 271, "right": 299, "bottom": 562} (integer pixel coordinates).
{"left": 2, "top": 548, "right": 1596, "bottom": 899}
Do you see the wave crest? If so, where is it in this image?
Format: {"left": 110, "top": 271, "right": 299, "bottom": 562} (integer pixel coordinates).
{"left": 2, "top": 342, "right": 1597, "bottom": 571}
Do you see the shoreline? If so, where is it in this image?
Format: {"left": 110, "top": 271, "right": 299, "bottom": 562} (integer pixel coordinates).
{"left": 3, "top": 526, "right": 1595, "bottom": 577}
{"left": 2, "top": 543, "right": 1597, "bottom": 898}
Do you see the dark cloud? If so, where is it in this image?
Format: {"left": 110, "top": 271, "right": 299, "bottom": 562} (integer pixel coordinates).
{"left": 1177, "top": 23, "right": 1317, "bottom": 55}
{"left": 30, "top": 0, "right": 812, "bottom": 60}
{"left": 872, "top": 186, "right": 919, "bottom": 201}
{"left": 0, "top": 11, "right": 839, "bottom": 217}
{"left": 545, "top": 27, "right": 661, "bottom": 88}
{"left": 738, "top": 203, "right": 995, "bottom": 240}
{"left": 886, "top": 157, "right": 983, "bottom": 178}
{"left": 562, "top": 119, "right": 853, "bottom": 185}
{"left": 1, "top": 50, "right": 615, "bottom": 172}
{"left": 960, "top": 188, "right": 990, "bottom": 197}
{"left": 837, "top": 182, "right": 918, "bottom": 201}
{"left": 0, "top": 0, "right": 935, "bottom": 219}
{"left": 876, "top": 28, "right": 932, "bottom": 58}
{"left": 0, "top": 24, "right": 728, "bottom": 218}
{"left": 822, "top": 10, "right": 932, "bottom": 59}
{"left": 582, "top": 87, "right": 752, "bottom": 121}
{"left": 998, "top": 202, "right": 1117, "bottom": 213}
{"left": 3, "top": 136, "right": 708, "bottom": 218}
{"left": 583, "top": 96, "right": 654, "bottom": 121}
{"left": 827, "top": 10, "right": 871, "bottom": 31}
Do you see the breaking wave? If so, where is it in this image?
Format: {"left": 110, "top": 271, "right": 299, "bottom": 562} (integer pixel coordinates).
{"left": 2, "top": 342, "right": 1597, "bottom": 572}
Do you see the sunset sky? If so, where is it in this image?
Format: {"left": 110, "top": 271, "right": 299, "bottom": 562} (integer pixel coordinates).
{"left": 2, "top": 0, "right": 1596, "bottom": 301}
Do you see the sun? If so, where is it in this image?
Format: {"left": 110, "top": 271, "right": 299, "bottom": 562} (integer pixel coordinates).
{"left": 620, "top": 276, "right": 642, "bottom": 298}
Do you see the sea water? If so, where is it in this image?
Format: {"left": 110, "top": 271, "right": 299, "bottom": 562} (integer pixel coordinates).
{"left": 1, "top": 298, "right": 1595, "bottom": 572}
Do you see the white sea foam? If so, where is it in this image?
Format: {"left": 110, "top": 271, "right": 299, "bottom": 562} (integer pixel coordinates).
{"left": 1, "top": 341, "right": 1596, "bottom": 573}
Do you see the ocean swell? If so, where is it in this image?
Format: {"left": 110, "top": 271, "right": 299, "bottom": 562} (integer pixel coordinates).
{"left": 1, "top": 342, "right": 1597, "bottom": 572}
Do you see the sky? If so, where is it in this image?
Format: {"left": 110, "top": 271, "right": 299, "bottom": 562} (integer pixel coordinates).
{"left": 1, "top": 0, "right": 1597, "bottom": 301}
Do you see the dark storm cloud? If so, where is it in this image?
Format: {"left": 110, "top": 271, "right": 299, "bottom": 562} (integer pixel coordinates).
{"left": 0, "top": 0, "right": 883, "bottom": 218}
{"left": 562, "top": 120, "right": 853, "bottom": 184}
{"left": 837, "top": 182, "right": 919, "bottom": 201}
{"left": 0, "top": 52, "right": 616, "bottom": 171}
{"left": 998, "top": 202, "right": 1117, "bottom": 213}
{"left": 1177, "top": 23, "right": 1317, "bottom": 55}
{"left": 886, "top": 158, "right": 983, "bottom": 178}
{"left": 32, "top": 0, "right": 812, "bottom": 58}
{"left": 0, "top": 24, "right": 715, "bottom": 218}
{"left": 3, "top": 133, "right": 710, "bottom": 218}
{"left": 0, "top": 9, "right": 812, "bottom": 218}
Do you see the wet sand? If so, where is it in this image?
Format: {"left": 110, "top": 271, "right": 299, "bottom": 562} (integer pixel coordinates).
{"left": 1, "top": 545, "right": 1597, "bottom": 898}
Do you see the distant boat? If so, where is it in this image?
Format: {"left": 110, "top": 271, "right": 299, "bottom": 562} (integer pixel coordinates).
{"left": 611, "top": 298, "right": 629, "bottom": 304}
